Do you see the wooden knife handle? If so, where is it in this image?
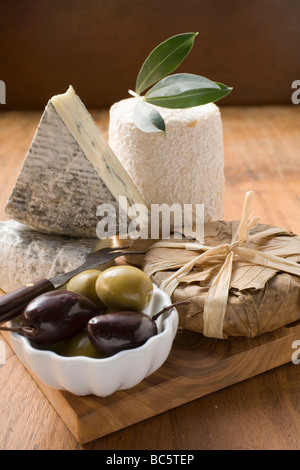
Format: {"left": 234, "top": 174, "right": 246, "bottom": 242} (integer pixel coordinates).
{"left": 0, "top": 278, "right": 55, "bottom": 325}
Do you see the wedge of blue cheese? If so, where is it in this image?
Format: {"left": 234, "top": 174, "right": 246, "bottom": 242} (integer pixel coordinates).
{"left": 4, "top": 86, "right": 148, "bottom": 238}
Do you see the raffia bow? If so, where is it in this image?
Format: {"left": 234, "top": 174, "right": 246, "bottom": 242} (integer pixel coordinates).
{"left": 144, "top": 191, "right": 300, "bottom": 339}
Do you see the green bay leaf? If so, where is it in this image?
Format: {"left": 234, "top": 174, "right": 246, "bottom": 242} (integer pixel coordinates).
{"left": 133, "top": 100, "right": 166, "bottom": 133}
{"left": 145, "top": 73, "right": 220, "bottom": 98}
{"left": 135, "top": 32, "right": 198, "bottom": 95}
{"left": 145, "top": 74, "right": 232, "bottom": 108}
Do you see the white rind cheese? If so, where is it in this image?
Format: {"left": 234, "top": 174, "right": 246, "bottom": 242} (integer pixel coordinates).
{"left": 108, "top": 98, "right": 225, "bottom": 223}
{"left": 0, "top": 220, "right": 109, "bottom": 293}
{"left": 5, "top": 87, "right": 148, "bottom": 238}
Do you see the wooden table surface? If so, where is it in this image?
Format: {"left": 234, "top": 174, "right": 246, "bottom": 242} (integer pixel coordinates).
{"left": 1, "top": 105, "right": 300, "bottom": 450}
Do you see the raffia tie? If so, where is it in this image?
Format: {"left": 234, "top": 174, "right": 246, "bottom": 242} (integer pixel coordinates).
{"left": 146, "top": 191, "right": 300, "bottom": 339}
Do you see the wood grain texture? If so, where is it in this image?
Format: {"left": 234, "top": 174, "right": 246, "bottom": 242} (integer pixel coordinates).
{"left": 3, "top": 322, "right": 300, "bottom": 445}
{"left": 1, "top": 106, "right": 300, "bottom": 449}
{"left": 0, "top": 0, "right": 299, "bottom": 109}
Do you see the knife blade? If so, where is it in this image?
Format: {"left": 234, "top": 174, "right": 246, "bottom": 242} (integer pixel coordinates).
{"left": 0, "top": 246, "right": 145, "bottom": 325}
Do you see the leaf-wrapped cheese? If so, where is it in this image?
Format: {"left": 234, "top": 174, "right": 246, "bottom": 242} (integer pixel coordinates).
{"left": 143, "top": 219, "right": 300, "bottom": 339}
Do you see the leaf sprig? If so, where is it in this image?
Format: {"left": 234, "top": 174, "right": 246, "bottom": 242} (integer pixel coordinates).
{"left": 129, "top": 32, "right": 232, "bottom": 134}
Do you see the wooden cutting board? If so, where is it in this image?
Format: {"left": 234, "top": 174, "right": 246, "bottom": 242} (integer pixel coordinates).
{"left": 3, "top": 320, "right": 300, "bottom": 444}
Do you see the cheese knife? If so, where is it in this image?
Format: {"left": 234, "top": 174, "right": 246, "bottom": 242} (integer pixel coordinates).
{"left": 0, "top": 246, "right": 145, "bottom": 325}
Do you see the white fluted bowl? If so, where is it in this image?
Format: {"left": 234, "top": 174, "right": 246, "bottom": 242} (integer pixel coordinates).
{"left": 8, "top": 284, "right": 178, "bottom": 397}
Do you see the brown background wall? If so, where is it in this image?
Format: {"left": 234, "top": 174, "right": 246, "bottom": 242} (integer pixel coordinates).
{"left": 0, "top": 0, "right": 299, "bottom": 110}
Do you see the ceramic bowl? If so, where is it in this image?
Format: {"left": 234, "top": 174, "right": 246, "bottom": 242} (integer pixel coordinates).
{"left": 8, "top": 284, "right": 178, "bottom": 397}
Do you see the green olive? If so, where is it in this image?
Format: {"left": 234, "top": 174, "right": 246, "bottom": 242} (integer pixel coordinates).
{"left": 95, "top": 265, "right": 153, "bottom": 311}
{"left": 67, "top": 269, "right": 104, "bottom": 307}
{"left": 33, "top": 339, "right": 66, "bottom": 355}
{"left": 104, "top": 307, "right": 120, "bottom": 314}
{"left": 61, "top": 330, "right": 106, "bottom": 358}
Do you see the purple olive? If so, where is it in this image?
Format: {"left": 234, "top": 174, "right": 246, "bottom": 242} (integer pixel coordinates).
{"left": 86, "top": 301, "right": 188, "bottom": 357}
{"left": 87, "top": 310, "right": 157, "bottom": 356}
{"left": 18, "top": 290, "right": 101, "bottom": 345}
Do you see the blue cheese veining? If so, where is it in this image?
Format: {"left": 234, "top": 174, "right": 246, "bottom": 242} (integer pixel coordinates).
{"left": 5, "top": 86, "right": 149, "bottom": 238}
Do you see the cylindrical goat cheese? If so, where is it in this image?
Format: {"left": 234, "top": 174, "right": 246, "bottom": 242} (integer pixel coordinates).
{"left": 108, "top": 97, "right": 225, "bottom": 224}
{"left": 108, "top": 97, "right": 225, "bottom": 265}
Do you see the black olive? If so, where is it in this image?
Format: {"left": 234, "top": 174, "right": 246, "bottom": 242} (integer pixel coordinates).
{"left": 87, "top": 301, "right": 188, "bottom": 356}
{"left": 0, "top": 290, "right": 102, "bottom": 345}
